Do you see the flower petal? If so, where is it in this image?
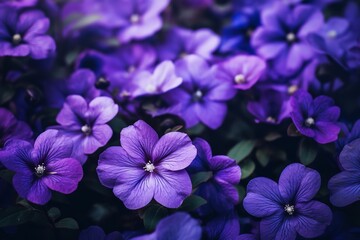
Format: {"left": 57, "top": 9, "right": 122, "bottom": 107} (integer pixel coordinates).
{"left": 328, "top": 171, "right": 360, "bottom": 207}
{"left": 89, "top": 97, "right": 118, "bottom": 125}
{"left": 260, "top": 213, "right": 296, "bottom": 240}
{"left": 152, "top": 132, "right": 196, "bottom": 171}
{"left": 339, "top": 139, "right": 360, "bottom": 171}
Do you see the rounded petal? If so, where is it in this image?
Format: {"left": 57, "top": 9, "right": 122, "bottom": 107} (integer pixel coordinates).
{"left": 13, "top": 174, "right": 51, "bottom": 205}
{"left": 152, "top": 132, "right": 196, "bottom": 171}
{"left": 328, "top": 171, "right": 360, "bottom": 207}
{"left": 56, "top": 95, "right": 88, "bottom": 127}
{"left": 153, "top": 168, "right": 192, "bottom": 208}
{"left": 243, "top": 177, "right": 283, "bottom": 218}
{"left": 43, "top": 158, "right": 83, "bottom": 194}
{"left": 195, "top": 101, "right": 227, "bottom": 129}
{"left": 2, "top": 140, "right": 34, "bottom": 173}
{"left": 294, "top": 201, "right": 332, "bottom": 238}
{"left": 29, "top": 36, "right": 56, "bottom": 59}
{"left": 120, "top": 120, "right": 158, "bottom": 160}
{"left": 82, "top": 124, "right": 113, "bottom": 154}
{"left": 89, "top": 97, "right": 118, "bottom": 125}
{"left": 260, "top": 213, "right": 296, "bottom": 240}
{"left": 278, "top": 163, "right": 321, "bottom": 203}
{"left": 338, "top": 139, "right": 360, "bottom": 171}
{"left": 314, "top": 122, "right": 340, "bottom": 144}
{"left": 211, "top": 156, "right": 241, "bottom": 185}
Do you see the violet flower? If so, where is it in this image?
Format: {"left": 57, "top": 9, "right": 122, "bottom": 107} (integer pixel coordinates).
{"left": 251, "top": 4, "right": 324, "bottom": 75}
{"left": 243, "top": 163, "right": 332, "bottom": 240}
{"left": 0, "top": 108, "right": 33, "bottom": 160}
{"left": 79, "top": 226, "right": 123, "bottom": 240}
{"left": 97, "top": 120, "right": 197, "bottom": 209}
{"left": 290, "top": 90, "right": 341, "bottom": 144}
{"left": 188, "top": 138, "right": 241, "bottom": 216}
{"left": 132, "top": 212, "right": 202, "bottom": 240}
{"left": 204, "top": 212, "right": 240, "bottom": 240}
{"left": 163, "top": 55, "right": 236, "bottom": 129}
{"left": 1, "top": 130, "right": 83, "bottom": 205}
{"left": 214, "top": 55, "right": 266, "bottom": 90}
{"left": 56, "top": 95, "right": 118, "bottom": 164}
{"left": 157, "top": 27, "right": 220, "bottom": 61}
{"left": 0, "top": 6, "right": 55, "bottom": 59}
{"left": 0, "top": 0, "right": 37, "bottom": 7}
{"left": 328, "top": 138, "right": 360, "bottom": 207}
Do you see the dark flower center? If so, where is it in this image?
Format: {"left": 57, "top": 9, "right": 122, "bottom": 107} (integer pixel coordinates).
{"left": 34, "top": 163, "right": 46, "bottom": 177}
{"left": 305, "top": 117, "right": 315, "bottom": 127}
{"left": 192, "top": 90, "right": 203, "bottom": 102}
{"left": 95, "top": 77, "right": 110, "bottom": 89}
{"left": 12, "top": 34, "right": 22, "bottom": 45}
{"left": 284, "top": 204, "right": 295, "bottom": 215}
{"left": 143, "top": 161, "right": 155, "bottom": 173}
{"left": 81, "top": 124, "right": 92, "bottom": 135}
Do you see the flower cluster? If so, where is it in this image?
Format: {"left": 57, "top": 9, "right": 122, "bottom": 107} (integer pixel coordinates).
{"left": 0, "top": 0, "right": 359, "bottom": 240}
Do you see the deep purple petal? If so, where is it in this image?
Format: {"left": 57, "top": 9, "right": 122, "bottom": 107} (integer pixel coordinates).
{"left": 260, "top": 214, "right": 296, "bottom": 240}
{"left": 82, "top": 124, "right": 113, "bottom": 154}
{"left": 152, "top": 132, "right": 196, "bottom": 171}
{"left": 43, "top": 158, "right": 83, "bottom": 194}
{"left": 28, "top": 36, "right": 55, "bottom": 59}
{"left": 79, "top": 226, "right": 106, "bottom": 240}
{"left": 56, "top": 95, "right": 87, "bottom": 127}
{"left": 195, "top": 101, "right": 227, "bottom": 129}
{"left": 211, "top": 156, "right": 241, "bottom": 185}
{"left": 328, "top": 171, "right": 360, "bottom": 207}
{"left": 2, "top": 140, "right": 34, "bottom": 173}
{"left": 338, "top": 139, "right": 360, "bottom": 171}
{"left": 153, "top": 168, "right": 192, "bottom": 208}
{"left": 314, "top": 122, "right": 340, "bottom": 144}
{"left": 120, "top": 120, "right": 158, "bottom": 160}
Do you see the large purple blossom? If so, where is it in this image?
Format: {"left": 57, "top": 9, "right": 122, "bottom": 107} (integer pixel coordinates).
{"left": 188, "top": 138, "right": 241, "bottom": 215}
{"left": 56, "top": 95, "right": 118, "bottom": 164}
{"left": 133, "top": 212, "right": 202, "bottom": 240}
{"left": 328, "top": 139, "right": 360, "bottom": 207}
{"left": 243, "top": 163, "right": 332, "bottom": 240}
{"left": 290, "top": 90, "right": 340, "bottom": 144}
{"left": 1, "top": 130, "right": 83, "bottom": 205}
{"left": 97, "top": 120, "right": 197, "bottom": 209}
{"left": 0, "top": 6, "right": 55, "bottom": 59}
{"left": 0, "top": 108, "right": 33, "bottom": 159}
{"left": 251, "top": 4, "right": 324, "bottom": 75}
{"left": 163, "top": 55, "right": 236, "bottom": 129}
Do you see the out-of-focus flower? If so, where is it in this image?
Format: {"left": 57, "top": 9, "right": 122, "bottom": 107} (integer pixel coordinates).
{"left": 0, "top": 6, "right": 55, "bottom": 59}
{"left": 214, "top": 55, "right": 266, "bottom": 90}
{"left": 251, "top": 4, "right": 324, "bottom": 75}
{"left": 79, "top": 226, "right": 123, "bottom": 240}
{"left": 328, "top": 139, "right": 360, "bottom": 207}
{"left": 0, "top": 108, "right": 33, "bottom": 160}
{"left": 97, "top": 120, "right": 196, "bottom": 209}
{"left": 1, "top": 130, "right": 83, "bottom": 205}
{"left": 0, "top": 0, "right": 37, "bottom": 8}
{"left": 290, "top": 90, "right": 340, "bottom": 144}
{"left": 203, "top": 211, "right": 240, "bottom": 240}
{"left": 157, "top": 27, "right": 220, "bottom": 61}
{"left": 243, "top": 163, "right": 332, "bottom": 240}
{"left": 187, "top": 138, "right": 241, "bottom": 215}
{"left": 132, "top": 212, "right": 202, "bottom": 240}
{"left": 56, "top": 95, "right": 118, "bottom": 164}
{"left": 247, "top": 89, "right": 291, "bottom": 125}
{"left": 337, "top": 119, "right": 360, "bottom": 152}
{"left": 162, "top": 55, "right": 236, "bottom": 129}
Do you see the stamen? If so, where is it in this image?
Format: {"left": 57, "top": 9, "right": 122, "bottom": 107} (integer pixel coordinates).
{"left": 234, "top": 74, "right": 246, "bottom": 84}
{"left": 130, "top": 14, "right": 140, "bottom": 24}
{"left": 143, "top": 162, "right": 155, "bottom": 173}
{"left": 327, "top": 30, "right": 337, "bottom": 38}
{"left": 305, "top": 117, "right": 315, "bottom": 127}
{"left": 284, "top": 204, "right": 295, "bottom": 215}
{"left": 266, "top": 116, "right": 276, "bottom": 123}
{"left": 286, "top": 32, "right": 296, "bottom": 43}
{"left": 12, "top": 34, "right": 22, "bottom": 45}
{"left": 81, "top": 124, "right": 92, "bottom": 135}
{"left": 34, "top": 163, "right": 46, "bottom": 177}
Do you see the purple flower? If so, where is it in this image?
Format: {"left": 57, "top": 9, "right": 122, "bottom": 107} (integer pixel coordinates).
{"left": 188, "top": 138, "right": 241, "bottom": 215}
{"left": 290, "top": 90, "right": 341, "bottom": 144}
{"left": 1, "top": 130, "right": 83, "bottom": 205}
{"left": 243, "top": 163, "right": 332, "bottom": 240}
{"left": 337, "top": 119, "right": 360, "bottom": 152}
{"left": 247, "top": 89, "right": 291, "bottom": 124}
{"left": 56, "top": 95, "right": 118, "bottom": 164}
{"left": 204, "top": 212, "right": 240, "bottom": 240}
{"left": 97, "top": 120, "right": 196, "bottom": 209}
{"left": 79, "top": 226, "right": 123, "bottom": 240}
{"left": 62, "top": 0, "right": 169, "bottom": 43}
{"left": 0, "top": 108, "right": 32, "bottom": 159}
{"left": 328, "top": 138, "right": 360, "bottom": 207}
{"left": 251, "top": 4, "right": 324, "bottom": 75}
{"left": 132, "top": 212, "right": 202, "bottom": 240}
{"left": 0, "top": 0, "right": 37, "bottom": 7}
{"left": 163, "top": 55, "right": 236, "bottom": 129}
{"left": 0, "top": 6, "right": 55, "bottom": 59}
{"left": 214, "top": 55, "right": 266, "bottom": 90}
{"left": 157, "top": 27, "right": 220, "bottom": 61}
{"left": 132, "top": 61, "right": 183, "bottom": 97}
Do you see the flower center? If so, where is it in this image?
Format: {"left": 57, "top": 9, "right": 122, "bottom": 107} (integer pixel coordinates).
{"left": 81, "top": 124, "right": 92, "bottom": 135}
{"left": 12, "top": 33, "right": 22, "bottom": 45}
{"left": 284, "top": 204, "right": 295, "bottom": 215}
{"left": 145, "top": 84, "right": 156, "bottom": 93}
{"left": 288, "top": 85, "right": 298, "bottom": 94}
{"left": 327, "top": 30, "right": 337, "bottom": 39}
{"left": 286, "top": 32, "right": 296, "bottom": 43}
{"left": 35, "top": 163, "right": 46, "bottom": 177}
{"left": 266, "top": 116, "right": 276, "bottom": 123}
{"left": 128, "top": 65, "right": 136, "bottom": 73}
{"left": 130, "top": 14, "right": 140, "bottom": 24}
{"left": 95, "top": 77, "right": 110, "bottom": 89}
{"left": 305, "top": 117, "right": 315, "bottom": 127}
{"left": 143, "top": 162, "right": 155, "bottom": 172}
{"left": 193, "top": 90, "right": 203, "bottom": 101}
{"left": 234, "top": 74, "right": 246, "bottom": 84}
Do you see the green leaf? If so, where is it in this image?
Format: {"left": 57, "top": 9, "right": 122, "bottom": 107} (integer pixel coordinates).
{"left": 298, "top": 138, "right": 318, "bottom": 165}
{"left": 228, "top": 140, "right": 256, "bottom": 163}
{"left": 47, "top": 207, "right": 61, "bottom": 222}
{"left": 179, "top": 195, "right": 207, "bottom": 211}
{"left": 0, "top": 206, "right": 35, "bottom": 227}
{"left": 108, "top": 117, "right": 127, "bottom": 133}
{"left": 143, "top": 205, "right": 168, "bottom": 231}
{"left": 255, "top": 148, "right": 270, "bottom": 167}
{"left": 190, "top": 171, "right": 213, "bottom": 188}
{"left": 240, "top": 160, "right": 256, "bottom": 179}
{"left": 0, "top": 85, "right": 15, "bottom": 105}
{"left": 55, "top": 218, "right": 79, "bottom": 230}
{"left": 287, "top": 123, "right": 302, "bottom": 137}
